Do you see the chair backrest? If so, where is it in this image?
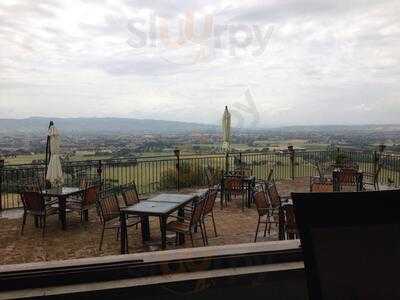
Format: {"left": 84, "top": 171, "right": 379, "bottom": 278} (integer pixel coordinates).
{"left": 190, "top": 198, "right": 205, "bottom": 227}
{"left": 24, "top": 176, "right": 44, "bottom": 192}
{"left": 97, "top": 193, "right": 120, "bottom": 223}
{"left": 20, "top": 191, "right": 45, "bottom": 212}
{"left": 203, "top": 189, "right": 218, "bottom": 215}
{"left": 338, "top": 168, "right": 358, "bottom": 185}
{"left": 79, "top": 178, "right": 88, "bottom": 188}
{"left": 310, "top": 182, "right": 334, "bottom": 193}
{"left": 310, "top": 177, "right": 333, "bottom": 192}
{"left": 82, "top": 185, "right": 99, "bottom": 207}
{"left": 254, "top": 190, "right": 269, "bottom": 217}
{"left": 266, "top": 180, "right": 281, "bottom": 208}
{"left": 225, "top": 176, "right": 243, "bottom": 192}
{"left": 122, "top": 182, "right": 140, "bottom": 206}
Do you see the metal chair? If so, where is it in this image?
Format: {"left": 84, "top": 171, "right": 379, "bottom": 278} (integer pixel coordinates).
{"left": 334, "top": 168, "right": 361, "bottom": 192}
{"left": 67, "top": 184, "right": 100, "bottom": 223}
{"left": 223, "top": 176, "right": 245, "bottom": 211}
{"left": 201, "top": 189, "right": 218, "bottom": 244}
{"left": 20, "top": 191, "right": 58, "bottom": 237}
{"left": 265, "top": 180, "right": 289, "bottom": 209}
{"left": 121, "top": 182, "right": 147, "bottom": 206}
{"left": 363, "top": 163, "right": 382, "bottom": 191}
{"left": 254, "top": 190, "right": 277, "bottom": 242}
{"left": 96, "top": 193, "right": 140, "bottom": 251}
{"left": 282, "top": 204, "right": 298, "bottom": 240}
{"left": 166, "top": 197, "right": 207, "bottom": 247}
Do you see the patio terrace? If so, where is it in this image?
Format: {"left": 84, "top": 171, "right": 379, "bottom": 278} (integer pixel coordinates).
{"left": 0, "top": 178, "right": 309, "bottom": 265}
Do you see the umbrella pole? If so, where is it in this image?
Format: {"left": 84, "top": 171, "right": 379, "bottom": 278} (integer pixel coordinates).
{"left": 44, "top": 121, "right": 53, "bottom": 188}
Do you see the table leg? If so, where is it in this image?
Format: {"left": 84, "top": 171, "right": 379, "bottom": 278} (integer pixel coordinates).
{"left": 220, "top": 178, "right": 224, "bottom": 209}
{"left": 247, "top": 181, "right": 252, "bottom": 208}
{"left": 177, "top": 208, "right": 186, "bottom": 245}
{"left": 120, "top": 211, "right": 127, "bottom": 254}
{"left": 141, "top": 216, "right": 150, "bottom": 242}
{"left": 278, "top": 206, "right": 285, "bottom": 240}
{"left": 160, "top": 215, "right": 167, "bottom": 250}
{"left": 58, "top": 196, "right": 67, "bottom": 230}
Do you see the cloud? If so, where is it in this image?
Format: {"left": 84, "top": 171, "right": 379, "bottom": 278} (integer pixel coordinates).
{"left": 0, "top": 0, "right": 400, "bottom": 126}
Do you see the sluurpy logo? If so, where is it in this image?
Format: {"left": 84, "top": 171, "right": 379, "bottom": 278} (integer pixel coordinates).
{"left": 231, "top": 88, "right": 260, "bottom": 129}
{"left": 127, "top": 6, "right": 274, "bottom": 65}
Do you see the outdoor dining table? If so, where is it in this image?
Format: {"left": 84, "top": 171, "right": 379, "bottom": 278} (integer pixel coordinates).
{"left": 120, "top": 193, "right": 202, "bottom": 254}
{"left": 42, "top": 187, "right": 86, "bottom": 230}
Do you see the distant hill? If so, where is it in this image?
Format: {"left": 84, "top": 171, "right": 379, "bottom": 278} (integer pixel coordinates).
{"left": 269, "top": 124, "right": 400, "bottom": 133}
{"left": 0, "top": 117, "right": 218, "bottom": 135}
{"left": 0, "top": 117, "right": 399, "bottom": 136}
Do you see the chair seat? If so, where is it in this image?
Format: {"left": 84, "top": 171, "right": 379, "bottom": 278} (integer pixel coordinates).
{"left": 166, "top": 220, "right": 190, "bottom": 233}
{"left": 106, "top": 216, "right": 141, "bottom": 229}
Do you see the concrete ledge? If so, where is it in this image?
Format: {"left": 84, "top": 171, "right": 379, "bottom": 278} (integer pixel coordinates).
{"left": 0, "top": 241, "right": 304, "bottom": 300}
{"left": 0, "top": 240, "right": 301, "bottom": 272}
{"left": 0, "top": 262, "right": 304, "bottom": 299}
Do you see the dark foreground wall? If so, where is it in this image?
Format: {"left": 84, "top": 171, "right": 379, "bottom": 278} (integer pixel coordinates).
{"left": 0, "top": 241, "right": 307, "bottom": 300}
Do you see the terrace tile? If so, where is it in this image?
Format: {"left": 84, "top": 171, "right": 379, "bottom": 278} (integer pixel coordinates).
{"left": 0, "top": 177, "right": 309, "bottom": 265}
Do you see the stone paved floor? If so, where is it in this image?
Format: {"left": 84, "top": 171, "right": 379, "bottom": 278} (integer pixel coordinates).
{"left": 0, "top": 178, "right": 309, "bottom": 265}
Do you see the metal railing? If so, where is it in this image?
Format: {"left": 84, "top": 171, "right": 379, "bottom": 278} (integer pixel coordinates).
{"left": 1, "top": 149, "right": 400, "bottom": 210}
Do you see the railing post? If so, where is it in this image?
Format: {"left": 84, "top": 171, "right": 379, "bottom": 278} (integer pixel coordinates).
{"left": 174, "top": 149, "right": 180, "bottom": 191}
{"left": 97, "top": 160, "right": 102, "bottom": 185}
{"left": 0, "top": 159, "right": 4, "bottom": 211}
{"left": 373, "top": 150, "right": 378, "bottom": 176}
{"left": 288, "top": 145, "right": 295, "bottom": 180}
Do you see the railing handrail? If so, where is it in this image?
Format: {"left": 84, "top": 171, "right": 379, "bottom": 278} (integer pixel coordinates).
{"left": 2, "top": 148, "right": 400, "bottom": 210}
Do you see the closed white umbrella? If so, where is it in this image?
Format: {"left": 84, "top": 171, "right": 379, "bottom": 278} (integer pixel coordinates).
{"left": 46, "top": 123, "right": 63, "bottom": 187}
{"left": 222, "top": 106, "right": 231, "bottom": 152}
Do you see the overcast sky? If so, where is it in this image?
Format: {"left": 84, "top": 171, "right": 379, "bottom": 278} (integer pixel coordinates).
{"left": 0, "top": 0, "right": 399, "bottom": 127}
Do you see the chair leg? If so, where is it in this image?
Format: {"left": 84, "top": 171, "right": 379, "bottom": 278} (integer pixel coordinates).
{"left": 83, "top": 209, "right": 89, "bottom": 222}
{"left": 254, "top": 216, "right": 260, "bottom": 242}
{"left": 116, "top": 227, "right": 120, "bottom": 241}
{"left": 21, "top": 212, "right": 27, "bottom": 235}
{"left": 99, "top": 225, "right": 105, "bottom": 251}
{"left": 263, "top": 220, "right": 268, "bottom": 237}
{"left": 211, "top": 212, "right": 218, "bottom": 237}
{"left": 202, "top": 219, "right": 209, "bottom": 245}
{"left": 268, "top": 222, "right": 272, "bottom": 235}
{"left": 199, "top": 224, "right": 206, "bottom": 247}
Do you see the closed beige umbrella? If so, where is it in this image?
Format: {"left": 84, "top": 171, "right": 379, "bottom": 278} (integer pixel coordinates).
{"left": 46, "top": 123, "right": 63, "bottom": 187}
{"left": 222, "top": 106, "right": 231, "bottom": 152}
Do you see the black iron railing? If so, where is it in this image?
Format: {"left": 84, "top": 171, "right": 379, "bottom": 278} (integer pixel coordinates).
{"left": 1, "top": 149, "right": 399, "bottom": 210}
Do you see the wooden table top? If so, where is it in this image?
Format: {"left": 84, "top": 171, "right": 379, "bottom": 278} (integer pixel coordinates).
{"left": 123, "top": 193, "right": 197, "bottom": 216}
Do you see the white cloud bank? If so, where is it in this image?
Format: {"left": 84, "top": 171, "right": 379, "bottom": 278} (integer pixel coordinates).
{"left": 0, "top": 0, "right": 399, "bottom": 127}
